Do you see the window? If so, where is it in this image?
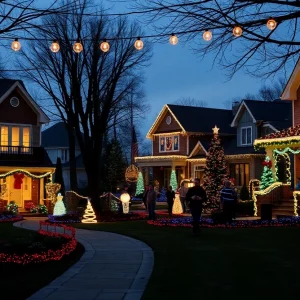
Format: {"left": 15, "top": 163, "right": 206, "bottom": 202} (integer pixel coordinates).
{"left": 241, "top": 127, "right": 252, "bottom": 145}
{"left": 23, "top": 127, "right": 30, "bottom": 147}
{"left": 229, "top": 163, "right": 250, "bottom": 186}
{"left": 1, "top": 126, "right": 8, "bottom": 151}
{"left": 159, "top": 135, "right": 179, "bottom": 152}
{"left": 61, "top": 149, "right": 68, "bottom": 162}
{"left": 0, "top": 125, "right": 31, "bottom": 151}
{"left": 11, "top": 127, "right": 20, "bottom": 147}
{"left": 194, "top": 165, "right": 205, "bottom": 184}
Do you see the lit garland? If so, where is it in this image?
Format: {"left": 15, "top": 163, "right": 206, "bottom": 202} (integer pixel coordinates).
{"left": 292, "top": 191, "right": 300, "bottom": 217}
{"left": 273, "top": 148, "right": 294, "bottom": 183}
{"left": 248, "top": 179, "right": 260, "bottom": 199}
{"left": 135, "top": 155, "right": 187, "bottom": 161}
{"left": 252, "top": 182, "right": 283, "bottom": 216}
{"left": 0, "top": 169, "right": 53, "bottom": 179}
{"left": 65, "top": 190, "right": 89, "bottom": 199}
{"left": 274, "top": 147, "right": 300, "bottom": 155}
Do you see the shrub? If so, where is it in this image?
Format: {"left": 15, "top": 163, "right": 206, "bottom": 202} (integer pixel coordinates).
{"left": 38, "top": 205, "right": 48, "bottom": 215}
{"left": 6, "top": 202, "right": 18, "bottom": 215}
{"left": 236, "top": 200, "right": 254, "bottom": 216}
{"left": 239, "top": 184, "right": 250, "bottom": 200}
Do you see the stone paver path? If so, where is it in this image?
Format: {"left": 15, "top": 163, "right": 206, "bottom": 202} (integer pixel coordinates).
{"left": 14, "top": 219, "right": 154, "bottom": 300}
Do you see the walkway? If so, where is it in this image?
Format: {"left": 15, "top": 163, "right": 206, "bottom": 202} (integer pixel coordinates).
{"left": 14, "top": 219, "right": 154, "bottom": 300}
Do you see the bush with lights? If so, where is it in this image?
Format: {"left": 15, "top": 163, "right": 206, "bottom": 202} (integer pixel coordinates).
{"left": 260, "top": 156, "right": 274, "bottom": 190}
{"left": 6, "top": 201, "right": 18, "bottom": 215}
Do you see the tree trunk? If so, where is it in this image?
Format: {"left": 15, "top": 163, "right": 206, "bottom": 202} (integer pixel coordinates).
{"left": 66, "top": 122, "right": 78, "bottom": 191}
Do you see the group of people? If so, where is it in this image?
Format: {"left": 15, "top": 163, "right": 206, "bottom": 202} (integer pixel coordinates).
{"left": 142, "top": 179, "right": 238, "bottom": 236}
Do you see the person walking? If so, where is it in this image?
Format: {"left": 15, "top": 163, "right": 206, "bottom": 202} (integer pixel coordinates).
{"left": 220, "top": 180, "right": 238, "bottom": 223}
{"left": 166, "top": 185, "right": 175, "bottom": 216}
{"left": 147, "top": 185, "right": 157, "bottom": 220}
{"left": 186, "top": 178, "right": 207, "bottom": 236}
{"left": 178, "top": 181, "right": 188, "bottom": 213}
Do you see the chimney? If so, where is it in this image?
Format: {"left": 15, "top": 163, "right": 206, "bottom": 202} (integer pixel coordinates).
{"left": 232, "top": 101, "right": 240, "bottom": 116}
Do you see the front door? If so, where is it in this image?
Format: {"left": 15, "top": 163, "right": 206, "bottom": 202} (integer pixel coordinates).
{"left": 10, "top": 187, "right": 22, "bottom": 207}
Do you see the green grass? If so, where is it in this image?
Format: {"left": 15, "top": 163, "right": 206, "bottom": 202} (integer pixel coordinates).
{"left": 75, "top": 221, "right": 300, "bottom": 300}
{"left": 0, "top": 223, "right": 84, "bottom": 299}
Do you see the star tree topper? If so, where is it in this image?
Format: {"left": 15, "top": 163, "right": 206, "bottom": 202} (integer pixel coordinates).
{"left": 212, "top": 125, "right": 220, "bottom": 135}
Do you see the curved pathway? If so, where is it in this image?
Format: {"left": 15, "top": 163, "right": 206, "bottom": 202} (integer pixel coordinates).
{"left": 14, "top": 219, "right": 154, "bottom": 300}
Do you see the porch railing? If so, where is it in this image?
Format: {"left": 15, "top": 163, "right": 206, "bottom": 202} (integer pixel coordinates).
{"left": 0, "top": 146, "right": 46, "bottom": 161}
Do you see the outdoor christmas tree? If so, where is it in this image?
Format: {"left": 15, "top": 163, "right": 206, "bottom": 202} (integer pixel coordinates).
{"left": 53, "top": 194, "right": 66, "bottom": 216}
{"left": 203, "top": 126, "right": 228, "bottom": 210}
{"left": 260, "top": 156, "right": 274, "bottom": 190}
{"left": 170, "top": 170, "right": 178, "bottom": 191}
{"left": 135, "top": 172, "right": 144, "bottom": 196}
{"left": 172, "top": 194, "right": 183, "bottom": 214}
{"left": 82, "top": 199, "right": 97, "bottom": 223}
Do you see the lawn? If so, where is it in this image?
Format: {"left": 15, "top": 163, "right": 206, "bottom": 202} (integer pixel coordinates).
{"left": 75, "top": 220, "right": 300, "bottom": 300}
{"left": 0, "top": 222, "right": 84, "bottom": 299}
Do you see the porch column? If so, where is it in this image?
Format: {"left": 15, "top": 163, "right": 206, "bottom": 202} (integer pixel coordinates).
{"left": 39, "top": 178, "right": 44, "bottom": 204}
{"left": 145, "top": 167, "right": 150, "bottom": 185}
{"left": 265, "top": 148, "right": 276, "bottom": 180}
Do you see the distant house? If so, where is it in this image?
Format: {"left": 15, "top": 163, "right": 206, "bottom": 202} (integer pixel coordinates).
{"left": 0, "top": 79, "right": 54, "bottom": 209}
{"left": 41, "top": 122, "right": 87, "bottom": 190}
{"left": 135, "top": 101, "right": 292, "bottom": 189}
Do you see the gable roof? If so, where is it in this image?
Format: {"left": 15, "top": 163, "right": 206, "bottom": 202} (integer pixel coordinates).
{"left": 281, "top": 58, "right": 300, "bottom": 100}
{"left": 231, "top": 99, "right": 292, "bottom": 130}
{"left": 189, "top": 141, "right": 207, "bottom": 158}
{"left": 0, "top": 79, "right": 49, "bottom": 123}
{"left": 147, "top": 104, "right": 235, "bottom": 138}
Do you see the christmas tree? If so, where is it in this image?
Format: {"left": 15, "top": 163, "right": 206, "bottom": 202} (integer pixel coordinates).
{"left": 135, "top": 172, "right": 144, "bottom": 196}
{"left": 170, "top": 170, "right": 178, "bottom": 191}
{"left": 53, "top": 194, "right": 66, "bottom": 216}
{"left": 260, "top": 156, "right": 274, "bottom": 190}
{"left": 172, "top": 194, "right": 183, "bottom": 214}
{"left": 82, "top": 199, "right": 97, "bottom": 223}
{"left": 203, "top": 126, "right": 228, "bottom": 210}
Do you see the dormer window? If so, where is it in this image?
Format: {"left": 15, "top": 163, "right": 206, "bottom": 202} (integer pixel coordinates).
{"left": 241, "top": 126, "right": 252, "bottom": 145}
{"left": 159, "top": 135, "right": 179, "bottom": 152}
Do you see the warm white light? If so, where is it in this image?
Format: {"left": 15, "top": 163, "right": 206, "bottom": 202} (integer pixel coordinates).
{"left": 82, "top": 199, "right": 97, "bottom": 223}
{"left": 267, "top": 19, "right": 277, "bottom": 30}
{"left": 73, "top": 39, "right": 83, "bottom": 53}
{"left": 169, "top": 33, "right": 178, "bottom": 45}
{"left": 120, "top": 192, "right": 130, "bottom": 203}
{"left": 100, "top": 40, "right": 110, "bottom": 52}
{"left": 187, "top": 182, "right": 194, "bottom": 188}
{"left": 233, "top": 26, "right": 243, "bottom": 37}
{"left": 203, "top": 30, "right": 212, "bottom": 41}
{"left": 11, "top": 39, "right": 21, "bottom": 51}
{"left": 50, "top": 40, "right": 60, "bottom": 53}
{"left": 134, "top": 37, "right": 144, "bottom": 50}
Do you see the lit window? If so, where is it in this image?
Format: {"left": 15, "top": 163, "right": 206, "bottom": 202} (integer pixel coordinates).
{"left": 159, "top": 135, "right": 179, "bottom": 152}
{"left": 11, "top": 127, "right": 20, "bottom": 147}
{"left": 1, "top": 126, "right": 8, "bottom": 151}
{"left": 23, "top": 127, "right": 30, "bottom": 147}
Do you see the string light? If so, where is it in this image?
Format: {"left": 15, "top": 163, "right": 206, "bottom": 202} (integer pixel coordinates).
{"left": 233, "top": 26, "right": 243, "bottom": 37}
{"left": 203, "top": 30, "right": 212, "bottom": 41}
{"left": 293, "top": 191, "right": 299, "bottom": 217}
{"left": 11, "top": 38, "right": 21, "bottom": 51}
{"left": 0, "top": 169, "right": 53, "bottom": 179}
{"left": 73, "top": 39, "right": 83, "bottom": 53}
{"left": 266, "top": 18, "right": 277, "bottom": 30}
{"left": 100, "top": 39, "right": 110, "bottom": 52}
{"left": 134, "top": 37, "right": 144, "bottom": 50}
{"left": 169, "top": 33, "right": 178, "bottom": 45}
{"left": 50, "top": 40, "right": 60, "bottom": 53}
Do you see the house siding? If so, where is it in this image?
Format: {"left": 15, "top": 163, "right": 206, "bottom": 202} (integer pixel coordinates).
{"left": 294, "top": 88, "right": 300, "bottom": 126}
{"left": 155, "top": 111, "right": 181, "bottom": 133}
{"left": 32, "top": 125, "right": 41, "bottom": 147}
{"left": 236, "top": 108, "right": 257, "bottom": 146}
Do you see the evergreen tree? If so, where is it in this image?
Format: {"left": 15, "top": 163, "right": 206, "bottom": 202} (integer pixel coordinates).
{"left": 260, "top": 156, "right": 274, "bottom": 190}
{"left": 170, "top": 170, "right": 178, "bottom": 191}
{"left": 54, "top": 157, "right": 65, "bottom": 195}
{"left": 203, "top": 127, "right": 228, "bottom": 210}
{"left": 239, "top": 184, "right": 250, "bottom": 200}
{"left": 135, "top": 172, "right": 144, "bottom": 196}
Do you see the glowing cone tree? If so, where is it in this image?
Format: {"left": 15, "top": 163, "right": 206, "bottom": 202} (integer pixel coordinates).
{"left": 82, "top": 199, "right": 97, "bottom": 223}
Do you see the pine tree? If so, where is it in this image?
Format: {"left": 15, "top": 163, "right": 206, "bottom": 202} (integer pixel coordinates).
{"left": 170, "top": 170, "right": 178, "bottom": 191}
{"left": 135, "top": 172, "right": 144, "bottom": 196}
{"left": 54, "top": 157, "right": 65, "bottom": 195}
{"left": 82, "top": 199, "right": 97, "bottom": 223}
{"left": 203, "top": 127, "right": 228, "bottom": 210}
{"left": 260, "top": 156, "right": 274, "bottom": 190}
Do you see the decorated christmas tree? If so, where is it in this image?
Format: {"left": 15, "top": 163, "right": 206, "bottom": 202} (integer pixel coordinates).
{"left": 170, "top": 170, "right": 178, "bottom": 191}
{"left": 82, "top": 199, "right": 97, "bottom": 223}
{"left": 135, "top": 172, "right": 145, "bottom": 196}
{"left": 203, "top": 126, "right": 228, "bottom": 210}
{"left": 172, "top": 194, "right": 183, "bottom": 214}
{"left": 53, "top": 194, "right": 66, "bottom": 216}
{"left": 260, "top": 156, "right": 274, "bottom": 190}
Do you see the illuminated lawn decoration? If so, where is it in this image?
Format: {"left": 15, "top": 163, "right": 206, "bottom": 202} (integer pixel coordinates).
{"left": 120, "top": 192, "right": 130, "bottom": 214}
{"left": 172, "top": 194, "right": 183, "bottom": 214}
{"left": 82, "top": 199, "right": 97, "bottom": 223}
{"left": 293, "top": 191, "right": 300, "bottom": 217}
{"left": 53, "top": 193, "right": 66, "bottom": 216}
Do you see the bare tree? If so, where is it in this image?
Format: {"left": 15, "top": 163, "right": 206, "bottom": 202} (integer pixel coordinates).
{"left": 134, "top": 0, "right": 300, "bottom": 78}
{"left": 173, "top": 96, "right": 208, "bottom": 107}
{"left": 17, "top": 0, "right": 152, "bottom": 209}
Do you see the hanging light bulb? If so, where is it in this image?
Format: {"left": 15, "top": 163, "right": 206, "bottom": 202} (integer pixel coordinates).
{"left": 203, "top": 30, "right": 212, "bottom": 41}
{"left": 134, "top": 37, "right": 144, "bottom": 50}
{"left": 100, "top": 39, "right": 110, "bottom": 52}
{"left": 233, "top": 26, "right": 243, "bottom": 37}
{"left": 11, "top": 38, "right": 21, "bottom": 51}
{"left": 73, "top": 39, "right": 83, "bottom": 53}
{"left": 266, "top": 18, "right": 277, "bottom": 30}
{"left": 50, "top": 40, "right": 60, "bottom": 53}
{"left": 169, "top": 33, "right": 178, "bottom": 45}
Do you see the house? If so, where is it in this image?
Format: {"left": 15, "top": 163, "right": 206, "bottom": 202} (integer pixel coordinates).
{"left": 135, "top": 101, "right": 292, "bottom": 190}
{"left": 0, "top": 79, "right": 54, "bottom": 209}
{"left": 41, "top": 122, "right": 87, "bottom": 190}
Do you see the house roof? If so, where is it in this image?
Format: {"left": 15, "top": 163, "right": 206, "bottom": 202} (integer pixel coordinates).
{"left": 281, "top": 57, "right": 300, "bottom": 100}
{"left": 0, "top": 79, "right": 49, "bottom": 123}
{"left": 42, "top": 122, "right": 80, "bottom": 148}
{"left": 62, "top": 153, "right": 85, "bottom": 169}
{"left": 231, "top": 99, "right": 292, "bottom": 130}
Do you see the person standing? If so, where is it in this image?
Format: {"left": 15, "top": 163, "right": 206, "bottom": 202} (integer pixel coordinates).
{"left": 147, "top": 185, "right": 157, "bottom": 220}
{"left": 186, "top": 178, "right": 207, "bottom": 236}
{"left": 142, "top": 185, "right": 149, "bottom": 210}
{"left": 178, "top": 182, "right": 188, "bottom": 213}
{"left": 220, "top": 180, "right": 238, "bottom": 223}
{"left": 166, "top": 185, "right": 175, "bottom": 216}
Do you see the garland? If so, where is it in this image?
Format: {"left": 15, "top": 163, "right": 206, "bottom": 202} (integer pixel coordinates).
{"left": 273, "top": 147, "right": 300, "bottom": 155}
{"left": 0, "top": 169, "right": 53, "bottom": 179}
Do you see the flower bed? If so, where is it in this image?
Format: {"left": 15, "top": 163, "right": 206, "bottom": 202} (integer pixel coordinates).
{"left": 48, "top": 213, "right": 81, "bottom": 224}
{"left": 0, "top": 222, "right": 77, "bottom": 264}
{"left": 148, "top": 216, "right": 300, "bottom": 228}
{"left": 0, "top": 214, "right": 23, "bottom": 223}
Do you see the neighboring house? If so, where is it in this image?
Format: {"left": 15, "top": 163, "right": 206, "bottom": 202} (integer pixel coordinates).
{"left": 41, "top": 122, "right": 87, "bottom": 190}
{"left": 0, "top": 79, "right": 54, "bottom": 209}
{"left": 135, "top": 101, "right": 292, "bottom": 189}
